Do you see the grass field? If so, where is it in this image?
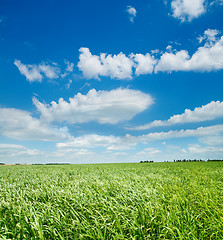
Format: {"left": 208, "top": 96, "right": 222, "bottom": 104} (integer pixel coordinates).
{"left": 0, "top": 162, "right": 222, "bottom": 239}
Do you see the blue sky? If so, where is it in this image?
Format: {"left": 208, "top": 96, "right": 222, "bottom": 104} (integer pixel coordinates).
{"left": 1, "top": 0, "right": 223, "bottom": 164}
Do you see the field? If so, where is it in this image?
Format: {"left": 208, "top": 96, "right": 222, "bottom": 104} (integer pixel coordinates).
{"left": 0, "top": 162, "right": 222, "bottom": 239}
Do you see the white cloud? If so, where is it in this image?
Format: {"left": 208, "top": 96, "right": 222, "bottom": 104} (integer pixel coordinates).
{"left": 136, "top": 147, "right": 161, "bottom": 156}
{"left": 65, "top": 60, "right": 74, "bottom": 72}
{"left": 198, "top": 135, "right": 223, "bottom": 146}
{"left": 14, "top": 60, "right": 43, "bottom": 82}
{"left": 77, "top": 48, "right": 103, "bottom": 79}
{"left": 61, "top": 60, "right": 74, "bottom": 78}
{"left": 57, "top": 134, "right": 123, "bottom": 149}
{"left": 155, "top": 50, "right": 190, "bottom": 72}
{"left": 33, "top": 88, "right": 154, "bottom": 124}
{"left": 77, "top": 48, "right": 157, "bottom": 79}
{"left": 57, "top": 124, "right": 223, "bottom": 151}
{"left": 0, "top": 108, "right": 71, "bottom": 141}
{"left": 188, "top": 144, "right": 223, "bottom": 154}
{"left": 139, "top": 125, "right": 223, "bottom": 142}
{"left": 38, "top": 64, "right": 60, "bottom": 79}
{"left": 57, "top": 133, "right": 137, "bottom": 152}
{"left": 132, "top": 53, "right": 157, "bottom": 75}
{"left": 166, "top": 45, "right": 172, "bottom": 51}
{"left": 14, "top": 60, "right": 60, "bottom": 82}
{"left": 130, "top": 100, "right": 223, "bottom": 130}
{"left": 0, "top": 144, "right": 42, "bottom": 158}
{"left": 66, "top": 79, "right": 72, "bottom": 89}
{"left": 198, "top": 29, "right": 220, "bottom": 44}
{"left": 78, "top": 30, "right": 223, "bottom": 78}
{"left": 79, "top": 82, "right": 90, "bottom": 91}
{"left": 55, "top": 147, "right": 94, "bottom": 158}
{"left": 171, "top": 0, "right": 206, "bottom": 22}
{"left": 213, "top": 0, "right": 223, "bottom": 5}
{"left": 126, "top": 6, "right": 137, "bottom": 23}
{"left": 155, "top": 32, "right": 223, "bottom": 72}
{"left": 78, "top": 48, "right": 134, "bottom": 80}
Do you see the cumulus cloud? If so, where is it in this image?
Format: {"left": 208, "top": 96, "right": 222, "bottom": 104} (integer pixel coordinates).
{"left": 126, "top": 6, "right": 137, "bottom": 23}
{"left": 155, "top": 31, "right": 223, "bottom": 72}
{"left": 130, "top": 100, "right": 223, "bottom": 130}
{"left": 155, "top": 50, "right": 190, "bottom": 72}
{"left": 78, "top": 48, "right": 134, "bottom": 79}
{"left": 77, "top": 30, "right": 223, "bottom": 79}
{"left": 14, "top": 60, "right": 60, "bottom": 82}
{"left": 33, "top": 88, "right": 154, "bottom": 124}
{"left": 57, "top": 124, "right": 223, "bottom": 151}
{"left": 0, "top": 108, "right": 71, "bottom": 141}
{"left": 132, "top": 53, "right": 157, "bottom": 75}
{"left": 171, "top": 0, "right": 206, "bottom": 22}
{"left": 77, "top": 48, "right": 156, "bottom": 79}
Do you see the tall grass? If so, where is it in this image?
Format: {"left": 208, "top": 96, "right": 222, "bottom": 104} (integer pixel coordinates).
{"left": 0, "top": 162, "right": 222, "bottom": 239}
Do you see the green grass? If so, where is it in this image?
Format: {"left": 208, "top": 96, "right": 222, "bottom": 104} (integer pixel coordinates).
{"left": 0, "top": 162, "right": 222, "bottom": 239}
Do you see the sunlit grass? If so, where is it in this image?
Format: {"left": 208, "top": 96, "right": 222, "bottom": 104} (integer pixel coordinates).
{"left": 0, "top": 162, "right": 222, "bottom": 239}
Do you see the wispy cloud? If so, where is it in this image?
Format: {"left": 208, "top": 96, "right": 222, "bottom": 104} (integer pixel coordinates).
{"left": 0, "top": 107, "right": 71, "bottom": 141}
{"left": 187, "top": 144, "right": 223, "bottom": 154}
{"left": 65, "top": 79, "right": 72, "bottom": 89}
{"left": 57, "top": 124, "right": 223, "bottom": 151}
{"left": 14, "top": 60, "right": 60, "bottom": 82}
{"left": 129, "top": 100, "right": 223, "bottom": 130}
{"left": 14, "top": 59, "right": 74, "bottom": 83}
{"left": 126, "top": 6, "right": 137, "bottom": 23}
{"left": 61, "top": 60, "right": 74, "bottom": 78}
{"left": 197, "top": 29, "right": 219, "bottom": 44}
{"left": 136, "top": 148, "right": 161, "bottom": 156}
{"left": 14, "top": 60, "right": 44, "bottom": 82}
{"left": 0, "top": 144, "right": 42, "bottom": 158}
{"left": 38, "top": 64, "right": 60, "bottom": 79}
{"left": 0, "top": 16, "right": 6, "bottom": 24}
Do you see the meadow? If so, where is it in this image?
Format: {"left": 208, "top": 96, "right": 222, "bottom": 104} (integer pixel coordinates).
{"left": 0, "top": 162, "right": 222, "bottom": 239}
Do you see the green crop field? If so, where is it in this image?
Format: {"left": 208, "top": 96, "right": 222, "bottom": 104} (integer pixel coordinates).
{"left": 0, "top": 162, "right": 222, "bottom": 239}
